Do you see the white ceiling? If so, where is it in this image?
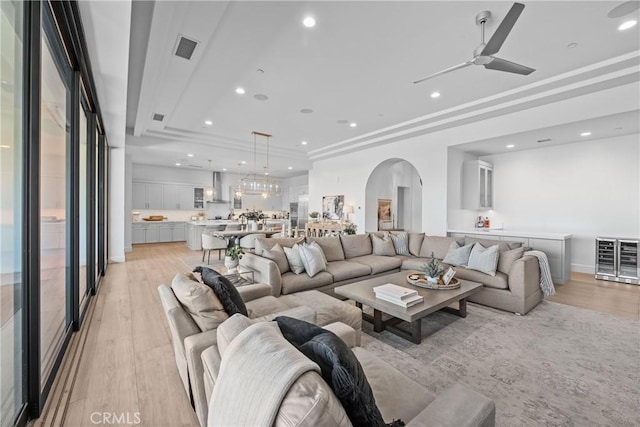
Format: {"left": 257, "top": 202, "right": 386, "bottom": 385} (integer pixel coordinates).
{"left": 124, "top": 1, "right": 640, "bottom": 176}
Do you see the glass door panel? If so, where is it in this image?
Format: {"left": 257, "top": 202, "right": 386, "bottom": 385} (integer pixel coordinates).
{"left": 79, "top": 105, "right": 88, "bottom": 308}
{"left": 0, "top": 0, "right": 25, "bottom": 423}
{"left": 40, "top": 24, "right": 71, "bottom": 388}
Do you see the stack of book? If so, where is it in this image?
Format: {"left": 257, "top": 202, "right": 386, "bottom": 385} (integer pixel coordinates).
{"left": 373, "top": 283, "right": 424, "bottom": 308}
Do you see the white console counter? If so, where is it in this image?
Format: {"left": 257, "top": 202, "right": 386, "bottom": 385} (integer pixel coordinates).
{"left": 447, "top": 229, "right": 572, "bottom": 284}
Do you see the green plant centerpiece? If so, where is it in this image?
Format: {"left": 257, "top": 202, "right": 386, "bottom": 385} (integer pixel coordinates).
{"left": 343, "top": 223, "right": 357, "bottom": 235}
{"left": 309, "top": 211, "right": 320, "bottom": 222}
{"left": 421, "top": 252, "right": 443, "bottom": 283}
{"left": 224, "top": 245, "right": 244, "bottom": 273}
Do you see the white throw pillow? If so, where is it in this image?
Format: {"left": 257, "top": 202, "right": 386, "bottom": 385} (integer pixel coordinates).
{"left": 371, "top": 233, "right": 396, "bottom": 256}
{"left": 284, "top": 244, "right": 305, "bottom": 275}
{"left": 298, "top": 244, "right": 327, "bottom": 277}
{"left": 466, "top": 243, "right": 500, "bottom": 276}
{"left": 390, "top": 232, "right": 410, "bottom": 255}
{"left": 170, "top": 273, "right": 229, "bottom": 331}
{"left": 442, "top": 241, "right": 474, "bottom": 267}
{"left": 305, "top": 241, "right": 328, "bottom": 265}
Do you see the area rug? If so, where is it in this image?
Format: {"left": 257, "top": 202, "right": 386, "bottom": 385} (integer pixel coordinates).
{"left": 360, "top": 300, "right": 640, "bottom": 426}
{"left": 180, "top": 254, "right": 224, "bottom": 272}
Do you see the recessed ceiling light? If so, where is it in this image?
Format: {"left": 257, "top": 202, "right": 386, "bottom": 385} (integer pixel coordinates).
{"left": 204, "top": 120, "right": 213, "bottom": 126}
{"left": 222, "top": 168, "right": 227, "bottom": 171}
{"left": 287, "top": 166, "right": 293, "bottom": 170}
{"left": 240, "top": 160, "right": 247, "bottom": 164}
{"left": 264, "top": 172, "right": 269, "bottom": 176}
{"left": 430, "top": 91, "right": 441, "bottom": 98}
{"left": 0, "top": 145, "right": 11, "bottom": 149}
{"left": 349, "top": 123, "right": 357, "bottom": 128}
{"left": 254, "top": 94, "right": 269, "bottom": 101}
{"left": 175, "top": 162, "right": 181, "bottom": 166}
{"left": 187, "top": 153, "right": 194, "bottom": 157}
{"left": 303, "top": 16, "right": 316, "bottom": 28}
{"left": 580, "top": 131, "right": 592, "bottom": 137}
{"left": 506, "top": 144, "right": 515, "bottom": 148}
{"left": 567, "top": 42, "right": 578, "bottom": 49}
{"left": 235, "top": 87, "right": 245, "bottom": 95}
{"left": 618, "top": 20, "right": 637, "bottom": 30}
{"left": 301, "top": 141, "right": 308, "bottom": 145}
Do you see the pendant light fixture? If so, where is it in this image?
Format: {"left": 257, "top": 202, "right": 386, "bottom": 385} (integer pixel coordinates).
{"left": 236, "top": 131, "right": 281, "bottom": 198}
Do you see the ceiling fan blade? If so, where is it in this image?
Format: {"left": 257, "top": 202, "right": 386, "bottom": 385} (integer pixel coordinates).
{"left": 481, "top": 2, "right": 525, "bottom": 56}
{"left": 484, "top": 56, "right": 535, "bottom": 75}
{"left": 413, "top": 61, "right": 473, "bottom": 84}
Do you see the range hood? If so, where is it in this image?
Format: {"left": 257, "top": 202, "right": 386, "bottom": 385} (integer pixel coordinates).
{"left": 206, "top": 171, "right": 228, "bottom": 204}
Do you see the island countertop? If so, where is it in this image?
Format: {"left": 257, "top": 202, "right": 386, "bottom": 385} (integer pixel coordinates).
{"left": 447, "top": 229, "right": 572, "bottom": 240}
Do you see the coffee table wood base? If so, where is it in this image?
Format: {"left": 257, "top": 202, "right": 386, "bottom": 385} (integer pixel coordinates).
{"left": 356, "top": 299, "right": 469, "bottom": 344}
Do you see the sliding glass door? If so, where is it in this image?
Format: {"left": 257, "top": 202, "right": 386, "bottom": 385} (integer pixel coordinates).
{"left": 39, "top": 12, "right": 72, "bottom": 389}
{"left": 0, "top": 1, "right": 25, "bottom": 425}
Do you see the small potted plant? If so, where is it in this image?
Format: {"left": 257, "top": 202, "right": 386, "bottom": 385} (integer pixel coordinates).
{"left": 225, "top": 245, "right": 244, "bottom": 273}
{"left": 343, "top": 223, "right": 357, "bottom": 235}
{"left": 309, "top": 211, "right": 320, "bottom": 222}
{"left": 421, "top": 252, "right": 443, "bottom": 284}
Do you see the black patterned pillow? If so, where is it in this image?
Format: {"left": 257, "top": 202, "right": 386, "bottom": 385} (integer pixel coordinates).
{"left": 193, "top": 266, "right": 248, "bottom": 316}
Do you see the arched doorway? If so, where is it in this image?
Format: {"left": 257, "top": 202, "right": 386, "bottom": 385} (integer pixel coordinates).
{"left": 365, "top": 159, "right": 422, "bottom": 232}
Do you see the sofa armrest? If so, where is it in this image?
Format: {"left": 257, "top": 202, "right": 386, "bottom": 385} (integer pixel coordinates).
{"left": 508, "top": 255, "right": 541, "bottom": 298}
{"left": 406, "top": 382, "right": 495, "bottom": 427}
{"left": 323, "top": 322, "right": 356, "bottom": 348}
{"left": 237, "top": 283, "right": 272, "bottom": 302}
{"left": 239, "top": 253, "right": 282, "bottom": 296}
{"left": 184, "top": 329, "right": 219, "bottom": 427}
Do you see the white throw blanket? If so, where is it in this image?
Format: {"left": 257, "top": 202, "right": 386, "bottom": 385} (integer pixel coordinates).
{"left": 208, "top": 322, "right": 320, "bottom": 427}
{"left": 524, "top": 250, "right": 555, "bottom": 296}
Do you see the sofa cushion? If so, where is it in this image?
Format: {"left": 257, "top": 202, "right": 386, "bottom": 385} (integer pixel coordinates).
{"left": 400, "top": 257, "right": 431, "bottom": 271}
{"left": 255, "top": 236, "right": 304, "bottom": 255}
{"left": 171, "top": 273, "right": 229, "bottom": 331}
{"left": 325, "top": 260, "right": 372, "bottom": 282}
{"left": 464, "top": 236, "right": 521, "bottom": 253}
{"left": 454, "top": 267, "right": 509, "bottom": 290}
{"left": 284, "top": 244, "right": 306, "bottom": 274}
{"left": 408, "top": 233, "right": 425, "bottom": 256}
{"left": 278, "top": 290, "right": 362, "bottom": 332}
{"left": 310, "top": 236, "right": 346, "bottom": 262}
{"left": 194, "top": 267, "right": 248, "bottom": 316}
{"left": 281, "top": 271, "right": 334, "bottom": 295}
{"left": 466, "top": 244, "right": 500, "bottom": 276}
{"left": 442, "top": 242, "right": 474, "bottom": 267}
{"left": 275, "top": 316, "right": 387, "bottom": 427}
{"left": 245, "top": 295, "right": 290, "bottom": 319}
{"left": 497, "top": 247, "right": 525, "bottom": 274}
{"left": 299, "top": 243, "right": 328, "bottom": 277}
{"left": 340, "top": 234, "right": 372, "bottom": 258}
{"left": 261, "top": 243, "right": 290, "bottom": 274}
{"left": 419, "top": 236, "right": 459, "bottom": 259}
{"left": 348, "top": 255, "right": 402, "bottom": 275}
{"left": 390, "top": 232, "right": 410, "bottom": 256}
{"left": 354, "top": 347, "right": 435, "bottom": 423}
{"left": 371, "top": 234, "right": 396, "bottom": 256}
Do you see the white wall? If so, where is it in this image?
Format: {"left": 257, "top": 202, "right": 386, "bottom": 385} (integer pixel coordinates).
{"left": 480, "top": 134, "right": 639, "bottom": 273}
{"left": 109, "top": 148, "right": 126, "bottom": 263}
{"left": 447, "top": 147, "right": 478, "bottom": 230}
{"left": 125, "top": 154, "right": 132, "bottom": 251}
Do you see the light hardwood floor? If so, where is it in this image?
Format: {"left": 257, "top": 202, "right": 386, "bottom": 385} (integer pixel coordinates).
{"left": 41, "top": 242, "right": 639, "bottom": 426}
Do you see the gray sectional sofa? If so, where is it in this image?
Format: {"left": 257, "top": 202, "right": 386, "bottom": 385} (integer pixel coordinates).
{"left": 240, "top": 232, "right": 543, "bottom": 316}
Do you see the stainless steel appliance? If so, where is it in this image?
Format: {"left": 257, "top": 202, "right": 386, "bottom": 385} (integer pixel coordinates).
{"left": 595, "top": 237, "right": 639, "bottom": 284}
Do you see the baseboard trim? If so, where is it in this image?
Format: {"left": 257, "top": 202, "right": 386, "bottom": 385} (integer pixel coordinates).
{"left": 571, "top": 263, "right": 594, "bottom": 274}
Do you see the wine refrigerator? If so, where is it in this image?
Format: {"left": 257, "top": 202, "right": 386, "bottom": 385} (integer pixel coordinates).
{"left": 595, "top": 238, "right": 639, "bottom": 285}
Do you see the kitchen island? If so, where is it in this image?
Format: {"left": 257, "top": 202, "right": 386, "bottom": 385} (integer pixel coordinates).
{"left": 447, "top": 229, "right": 572, "bottom": 284}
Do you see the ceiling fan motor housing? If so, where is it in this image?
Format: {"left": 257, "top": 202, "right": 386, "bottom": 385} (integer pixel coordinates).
{"left": 475, "top": 10, "right": 491, "bottom": 25}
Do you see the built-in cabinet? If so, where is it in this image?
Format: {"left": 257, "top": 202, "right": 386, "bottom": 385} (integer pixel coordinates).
{"left": 463, "top": 160, "right": 493, "bottom": 210}
{"left": 448, "top": 230, "right": 572, "bottom": 284}
{"left": 132, "top": 222, "right": 186, "bottom": 244}
{"left": 133, "top": 180, "right": 204, "bottom": 210}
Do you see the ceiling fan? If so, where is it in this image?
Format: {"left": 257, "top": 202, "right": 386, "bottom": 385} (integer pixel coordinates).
{"left": 413, "top": 2, "right": 535, "bottom": 84}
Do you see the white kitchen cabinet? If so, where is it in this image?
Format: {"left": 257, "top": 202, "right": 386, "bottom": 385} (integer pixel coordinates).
{"left": 162, "top": 184, "right": 180, "bottom": 210}
{"left": 463, "top": 160, "right": 493, "bottom": 210}
{"left": 133, "top": 182, "right": 164, "bottom": 209}
{"left": 132, "top": 223, "right": 160, "bottom": 244}
{"left": 172, "top": 223, "right": 186, "bottom": 241}
{"left": 179, "top": 185, "right": 195, "bottom": 210}
{"left": 158, "top": 222, "right": 186, "bottom": 242}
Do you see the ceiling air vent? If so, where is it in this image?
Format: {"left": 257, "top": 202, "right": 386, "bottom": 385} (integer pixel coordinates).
{"left": 152, "top": 113, "right": 164, "bottom": 122}
{"left": 174, "top": 35, "right": 198, "bottom": 60}
{"left": 537, "top": 138, "right": 552, "bottom": 143}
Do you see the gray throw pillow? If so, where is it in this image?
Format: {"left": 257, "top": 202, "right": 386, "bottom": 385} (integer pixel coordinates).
{"left": 497, "top": 247, "right": 524, "bottom": 274}
{"left": 284, "top": 244, "right": 305, "bottom": 275}
{"left": 261, "top": 243, "right": 290, "bottom": 274}
{"left": 170, "top": 273, "right": 229, "bottom": 331}
{"left": 467, "top": 243, "right": 500, "bottom": 276}
{"left": 371, "top": 234, "right": 396, "bottom": 256}
{"left": 442, "top": 241, "right": 474, "bottom": 266}
{"left": 390, "top": 232, "right": 410, "bottom": 255}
